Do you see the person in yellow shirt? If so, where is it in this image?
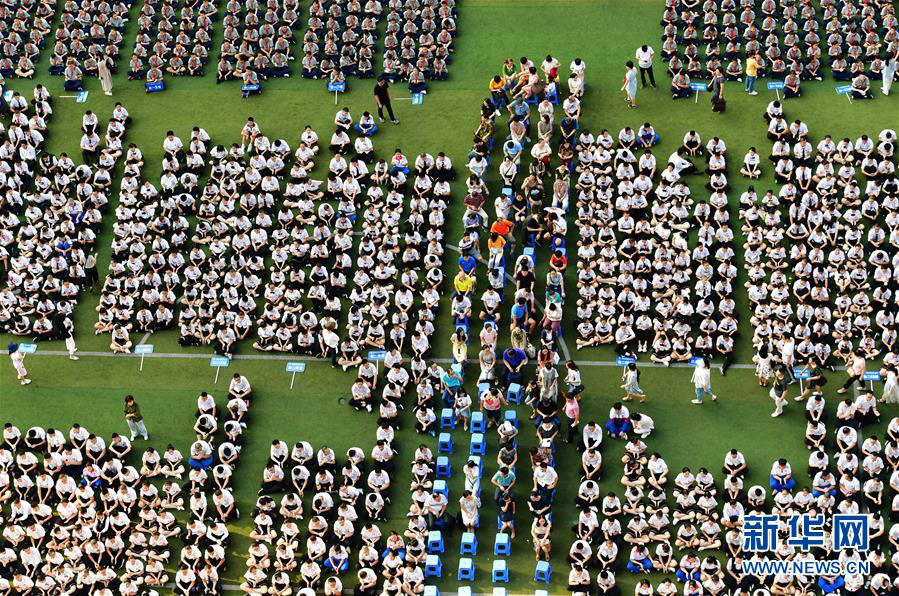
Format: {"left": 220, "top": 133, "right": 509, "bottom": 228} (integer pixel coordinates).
{"left": 489, "top": 74, "right": 509, "bottom": 107}
{"left": 454, "top": 270, "right": 475, "bottom": 295}
{"left": 745, "top": 53, "right": 759, "bottom": 96}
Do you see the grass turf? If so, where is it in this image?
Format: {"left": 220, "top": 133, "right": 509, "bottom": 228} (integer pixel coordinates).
{"left": 2, "top": 0, "right": 898, "bottom": 592}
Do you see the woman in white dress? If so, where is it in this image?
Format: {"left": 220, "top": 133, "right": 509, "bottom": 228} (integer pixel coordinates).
{"left": 881, "top": 364, "right": 899, "bottom": 404}
{"left": 754, "top": 343, "right": 773, "bottom": 387}
{"left": 462, "top": 460, "right": 480, "bottom": 496}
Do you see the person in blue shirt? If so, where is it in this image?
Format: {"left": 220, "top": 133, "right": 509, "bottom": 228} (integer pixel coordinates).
{"left": 507, "top": 96, "right": 530, "bottom": 126}
{"left": 458, "top": 253, "right": 477, "bottom": 275}
{"left": 510, "top": 296, "right": 535, "bottom": 334}
{"left": 502, "top": 347, "right": 527, "bottom": 386}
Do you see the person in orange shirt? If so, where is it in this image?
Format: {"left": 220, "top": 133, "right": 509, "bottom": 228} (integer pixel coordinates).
{"left": 487, "top": 232, "right": 506, "bottom": 268}
{"left": 490, "top": 217, "right": 516, "bottom": 253}
{"left": 549, "top": 250, "right": 567, "bottom": 272}
{"left": 489, "top": 74, "right": 509, "bottom": 107}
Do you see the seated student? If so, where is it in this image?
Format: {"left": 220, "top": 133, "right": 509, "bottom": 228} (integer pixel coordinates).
{"left": 637, "top": 123, "right": 660, "bottom": 147}
{"left": 671, "top": 70, "right": 691, "bottom": 99}
{"left": 851, "top": 73, "right": 874, "bottom": 99}
{"left": 63, "top": 59, "right": 84, "bottom": 91}
{"left": 355, "top": 111, "right": 378, "bottom": 136}
{"left": 408, "top": 68, "right": 427, "bottom": 94}
{"left": 740, "top": 147, "right": 761, "bottom": 178}
{"left": 783, "top": 71, "right": 801, "bottom": 98}
{"left": 242, "top": 68, "right": 260, "bottom": 97}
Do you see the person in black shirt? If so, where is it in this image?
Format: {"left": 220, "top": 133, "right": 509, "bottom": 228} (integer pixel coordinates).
{"left": 373, "top": 77, "right": 399, "bottom": 124}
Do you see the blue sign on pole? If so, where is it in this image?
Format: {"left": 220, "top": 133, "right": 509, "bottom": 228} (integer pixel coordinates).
{"left": 3, "top": 89, "right": 14, "bottom": 102}
{"left": 367, "top": 350, "right": 387, "bottom": 361}
{"left": 690, "top": 82, "right": 707, "bottom": 91}
{"left": 286, "top": 362, "right": 307, "bottom": 373}
{"left": 411, "top": 92, "right": 424, "bottom": 105}
{"left": 18, "top": 343, "right": 37, "bottom": 353}
{"left": 327, "top": 81, "right": 347, "bottom": 92}
{"left": 863, "top": 371, "right": 882, "bottom": 382}
{"left": 793, "top": 368, "right": 811, "bottom": 380}
{"left": 241, "top": 83, "right": 261, "bottom": 92}
{"left": 135, "top": 344, "right": 154, "bottom": 355}
{"left": 210, "top": 356, "right": 230, "bottom": 367}
{"left": 76, "top": 90, "right": 89, "bottom": 103}
{"left": 616, "top": 356, "right": 637, "bottom": 366}
{"left": 767, "top": 81, "right": 785, "bottom": 90}
{"left": 835, "top": 84, "right": 852, "bottom": 95}
{"left": 689, "top": 356, "right": 704, "bottom": 366}
{"left": 145, "top": 81, "right": 164, "bottom": 93}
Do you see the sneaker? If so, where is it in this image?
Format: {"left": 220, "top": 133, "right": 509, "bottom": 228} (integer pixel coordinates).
{"left": 794, "top": 395, "right": 805, "bottom": 401}
{"left": 711, "top": 394, "right": 717, "bottom": 401}
{"left": 378, "top": 116, "right": 384, "bottom": 122}
{"left": 691, "top": 399, "right": 703, "bottom": 404}
{"left": 70, "top": 355, "right": 79, "bottom": 360}
{"left": 771, "top": 410, "right": 783, "bottom": 417}
{"left": 130, "top": 434, "right": 137, "bottom": 441}
{"left": 391, "top": 119, "right": 400, "bottom": 124}
{"left": 21, "top": 379, "right": 31, "bottom": 385}
{"left": 749, "top": 91, "right": 758, "bottom": 96}
{"left": 143, "top": 434, "right": 149, "bottom": 440}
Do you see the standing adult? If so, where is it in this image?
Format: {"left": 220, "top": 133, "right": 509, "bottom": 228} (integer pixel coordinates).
{"left": 883, "top": 51, "right": 897, "bottom": 96}
{"left": 837, "top": 350, "right": 867, "bottom": 394}
{"left": 63, "top": 317, "right": 79, "bottom": 360}
{"left": 635, "top": 45, "right": 656, "bottom": 88}
{"left": 621, "top": 362, "right": 646, "bottom": 403}
{"left": 745, "top": 52, "right": 759, "bottom": 95}
{"left": 621, "top": 61, "right": 638, "bottom": 108}
{"left": 690, "top": 358, "right": 716, "bottom": 404}
{"left": 0, "top": 73, "right": 9, "bottom": 115}
{"left": 124, "top": 395, "right": 149, "bottom": 441}
{"left": 8, "top": 344, "right": 31, "bottom": 385}
{"left": 709, "top": 67, "right": 725, "bottom": 112}
{"left": 770, "top": 367, "right": 788, "bottom": 417}
{"left": 98, "top": 53, "right": 113, "bottom": 96}
{"left": 374, "top": 76, "right": 399, "bottom": 125}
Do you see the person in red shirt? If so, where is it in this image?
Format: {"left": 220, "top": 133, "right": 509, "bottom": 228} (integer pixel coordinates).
{"left": 549, "top": 250, "right": 567, "bottom": 272}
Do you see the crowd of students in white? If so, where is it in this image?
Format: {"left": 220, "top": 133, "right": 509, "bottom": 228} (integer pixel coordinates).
{"left": 0, "top": 88, "right": 131, "bottom": 355}
{"left": 0, "top": 374, "right": 256, "bottom": 595}
{"left": 744, "top": 100, "right": 899, "bottom": 375}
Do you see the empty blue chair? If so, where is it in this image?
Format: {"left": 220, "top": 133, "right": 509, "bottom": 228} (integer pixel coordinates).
{"left": 507, "top": 383, "right": 522, "bottom": 404}
{"left": 424, "top": 554, "right": 442, "bottom": 578}
{"left": 492, "top": 559, "right": 509, "bottom": 583}
{"left": 427, "top": 530, "right": 444, "bottom": 553}
{"left": 433, "top": 479, "right": 448, "bottom": 498}
{"left": 534, "top": 561, "right": 552, "bottom": 583}
{"left": 460, "top": 531, "right": 478, "bottom": 555}
{"left": 494, "top": 532, "right": 511, "bottom": 556}
{"left": 436, "top": 456, "right": 451, "bottom": 478}
{"left": 523, "top": 246, "right": 535, "bottom": 261}
{"left": 424, "top": 586, "right": 439, "bottom": 596}
{"left": 503, "top": 410, "right": 518, "bottom": 428}
{"left": 471, "top": 412, "right": 486, "bottom": 433}
{"left": 470, "top": 433, "right": 486, "bottom": 455}
{"left": 458, "top": 557, "right": 475, "bottom": 581}
{"left": 438, "top": 432, "right": 453, "bottom": 454}
{"left": 477, "top": 381, "right": 490, "bottom": 396}
{"left": 440, "top": 408, "right": 454, "bottom": 429}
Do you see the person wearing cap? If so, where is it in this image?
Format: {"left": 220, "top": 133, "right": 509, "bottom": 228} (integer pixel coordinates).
{"left": 8, "top": 344, "right": 31, "bottom": 385}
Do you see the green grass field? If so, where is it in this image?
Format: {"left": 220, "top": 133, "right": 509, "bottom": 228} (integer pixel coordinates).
{"left": 2, "top": 0, "right": 898, "bottom": 593}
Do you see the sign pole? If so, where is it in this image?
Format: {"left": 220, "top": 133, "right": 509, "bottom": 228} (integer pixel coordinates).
{"left": 140, "top": 353, "right": 145, "bottom": 372}
{"left": 290, "top": 370, "right": 297, "bottom": 390}
{"left": 776, "top": 88, "right": 780, "bottom": 101}
{"left": 694, "top": 88, "right": 699, "bottom": 103}
{"left": 214, "top": 366, "right": 221, "bottom": 384}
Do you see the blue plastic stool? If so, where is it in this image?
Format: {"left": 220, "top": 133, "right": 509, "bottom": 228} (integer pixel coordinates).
{"left": 534, "top": 561, "right": 552, "bottom": 583}
{"left": 458, "top": 557, "right": 475, "bottom": 581}
{"left": 424, "top": 554, "right": 442, "bottom": 578}
{"left": 523, "top": 246, "right": 535, "bottom": 261}
{"left": 424, "top": 586, "right": 439, "bottom": 596}
{"left": 427, "top": 530, "right": 444, "bottom": 553}
{"left": 436, "top": 456, "right": 451, "bottom": 478}
{"left": 503, "top": 410, "right": 518, "bottom": 428}
{"left": 433, "top": 479, "right": 448, "bottom": 498}
{"left": 477, "top": 382, "right": 490, "bottom": 396}
{"left": 494, "top": 532, "right": 511, "bottom": 555}
{"left": 440, "top": 408, "right": 455, "bottom": 429}
{"left": 492, "top": 559, "right": 509, "bottom": 583}
{"left": 506, "top": 383, "right": 523, "bottom": 404}
{"left": 438, "top": 432, "right": 454, "bottom": 454}
{"left": 460, "top": 531, "right": 478, "bottom": 555}
{"left": 470, "top": 433, "right": 486, "bottom": 455}
{"left": 471, "top": 412, "right": 486, "bottom": 433}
